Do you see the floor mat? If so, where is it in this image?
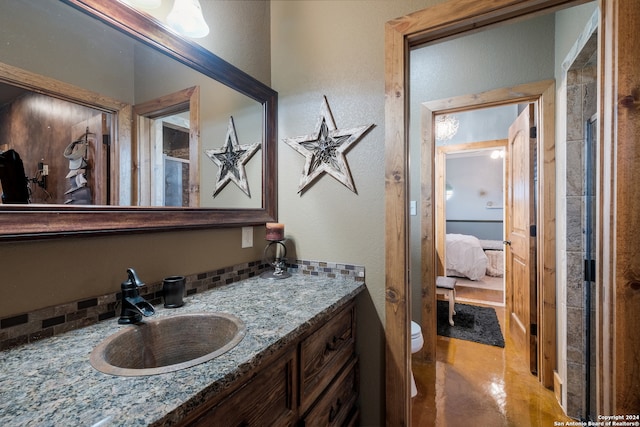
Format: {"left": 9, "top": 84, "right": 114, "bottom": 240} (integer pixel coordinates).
{"left": 436, "top": 300, "right": 505, "bottom": 348}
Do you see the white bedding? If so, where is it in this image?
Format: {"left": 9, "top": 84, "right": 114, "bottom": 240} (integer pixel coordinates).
{"left": 446, "top": 233, "right": 488, "bottom": 281}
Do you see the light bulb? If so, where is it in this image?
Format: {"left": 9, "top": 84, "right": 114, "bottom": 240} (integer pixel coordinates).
{"left": 167, "top": 0, "right": 210, "bottom": 38}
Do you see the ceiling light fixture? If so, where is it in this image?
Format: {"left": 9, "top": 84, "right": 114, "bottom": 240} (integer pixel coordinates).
{"left": 435, "top": 115, "right": 459, "bottom": 142}
{"left": 490, "top": 149, "right": 505, "bottom": 159}
{"left": 167, "top": 0, "right": 210, "bottom": 38}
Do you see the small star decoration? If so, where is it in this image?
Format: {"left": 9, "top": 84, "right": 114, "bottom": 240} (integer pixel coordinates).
{"left": 284, "top": 96, "right": 373, "bottom": 194}
{"left": 205, "top": 116, "right": 261, "bottom": 198}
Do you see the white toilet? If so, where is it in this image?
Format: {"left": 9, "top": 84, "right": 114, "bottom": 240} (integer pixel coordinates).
{"left": 410, "top": 320, "right": 424, "bottom": 397}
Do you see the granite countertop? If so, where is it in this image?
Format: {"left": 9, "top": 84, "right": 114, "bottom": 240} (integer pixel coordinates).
{"left": 0, "top": 274, "right": 365, "bottom": 427}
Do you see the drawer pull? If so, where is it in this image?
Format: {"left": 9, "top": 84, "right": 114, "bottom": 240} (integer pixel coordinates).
{"left": 328, "top": 398, "right": 342, "bottom": 422}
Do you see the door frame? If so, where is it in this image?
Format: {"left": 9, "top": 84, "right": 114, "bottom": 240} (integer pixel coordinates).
{"left": 153, "top": 115, "right": 190, "bottom": 206}
{"left": 417, "top": 81, "right": 556, "bottom": 379}
{"left": 384, "top": 1, "right": 592, "bottom": 424}
{"left": 434, "top": 138, "right": 508, "bottom": 296}
{"left": 133, "top": 86, "right": 200, "bottom": 206}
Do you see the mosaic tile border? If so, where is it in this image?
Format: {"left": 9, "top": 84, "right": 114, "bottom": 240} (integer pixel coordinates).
{"left": 0, "top": 259, "right": 364, "bottom": 351}
{"left": 286, "top": 259, "right": 366, "bottom": 280}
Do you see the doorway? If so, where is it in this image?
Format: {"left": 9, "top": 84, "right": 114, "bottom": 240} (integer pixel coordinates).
{"left": 161, "top": 118, "right": 191, "bottom": 207}
{"left": 415, "top": 81, "right": 556, "bottom": 382}
{"left": 133, "top": 86, "right": 200, "bottom": 207}
{"left": 436, "top": 138, "right": 508, "bottom": 307}
{"left": 383, "top": 3, "right": 578, "bottom": 424}
{"left": 384, "top": 0, "right": 640, "bottom": 424}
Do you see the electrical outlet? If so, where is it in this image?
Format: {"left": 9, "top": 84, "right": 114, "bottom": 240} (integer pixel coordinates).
{"left": 410, "top": 200, "right": 417, "bottom": 216}
{"left": 241, "top": 227, "right": 253, "bottom": 248}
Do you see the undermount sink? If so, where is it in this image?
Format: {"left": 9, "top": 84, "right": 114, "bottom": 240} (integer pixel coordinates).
{"left": 90, "top": 312, "right": 246, "bottom": 376}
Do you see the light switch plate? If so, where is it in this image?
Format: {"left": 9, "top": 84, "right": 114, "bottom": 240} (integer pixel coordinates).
{"left": 241, "top": 227, "right": 253, "bottom": 248}
{"left": 410, "top": 200, "right": 417, "bottom": 216}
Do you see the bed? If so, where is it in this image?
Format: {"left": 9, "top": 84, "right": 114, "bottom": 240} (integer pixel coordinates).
{"left": 445, "top": 234, "right": 488, "bottom": 280}
{"left": 446, "top": 234, "right": 504, "bottom": 280}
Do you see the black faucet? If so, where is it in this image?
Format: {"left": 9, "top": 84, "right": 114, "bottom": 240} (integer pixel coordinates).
{"left": 118, "top": 268, "right": 156, "bottom": 324}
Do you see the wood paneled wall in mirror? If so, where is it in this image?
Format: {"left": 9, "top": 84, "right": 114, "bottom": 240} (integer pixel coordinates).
{"left": 0, "top": 0, "right": 277, "bottom": 240}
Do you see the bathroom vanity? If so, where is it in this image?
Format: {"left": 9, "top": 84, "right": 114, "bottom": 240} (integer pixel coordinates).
{"left": 184, "top": 301, "right": 359, "bottom": 426}
{"left": 0, "top": 274, "right": 365, "bottom": 426}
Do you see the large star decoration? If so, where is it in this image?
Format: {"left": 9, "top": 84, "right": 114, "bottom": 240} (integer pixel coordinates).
{"left": 284, "top": 96, "right": 373, "bottom": 194}
{"left": 204, "top": 117, "right": 261, "bottom": 198}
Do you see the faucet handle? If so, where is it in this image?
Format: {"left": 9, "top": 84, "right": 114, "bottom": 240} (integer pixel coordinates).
{"left": 123, "top": 268, "right": 145, "bottom": 289}
{"left": 118, "top": 268, "right": 154, "bottom": 324}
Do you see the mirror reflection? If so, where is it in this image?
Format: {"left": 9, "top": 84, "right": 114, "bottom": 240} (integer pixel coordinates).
{"left": 0, "top": 0, "right": 263, "bottom": 209}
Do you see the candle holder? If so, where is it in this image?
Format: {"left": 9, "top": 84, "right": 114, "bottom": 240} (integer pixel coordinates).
{"left": 260, "top": 239, "right": 291, "bottom": 280}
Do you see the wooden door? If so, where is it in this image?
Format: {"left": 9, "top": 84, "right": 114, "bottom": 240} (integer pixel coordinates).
{"left": 506, "top": 104, "right": 537, "bottom": 374}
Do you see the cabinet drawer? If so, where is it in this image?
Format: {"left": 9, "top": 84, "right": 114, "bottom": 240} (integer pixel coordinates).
{"left": 188, "top": 348, "right": 297, "bottom": 427}
{"left": 302, "top": 356, "right": 359, "bottom": 427}
{"left": 299, "top": 304, "right": 356, "bottom": 412}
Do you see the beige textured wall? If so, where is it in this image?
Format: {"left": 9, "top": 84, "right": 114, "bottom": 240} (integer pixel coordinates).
{"left": 0, "top": 227, "right": 265, "bottom": 317}
{"left": 271, "top": 1, "right": 441, "bottom": 425}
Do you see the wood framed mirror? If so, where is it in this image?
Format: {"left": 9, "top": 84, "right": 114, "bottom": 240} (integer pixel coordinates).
{"left": 0, "top": 0, "right": 277, "bottom": 240}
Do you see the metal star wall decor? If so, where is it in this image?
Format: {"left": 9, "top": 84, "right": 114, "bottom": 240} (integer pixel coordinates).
{"left": 284, "top": 96, "right": 373, "bottom": 194}
{"left": 204, "top": 116, "right": 261, "bottom": 198}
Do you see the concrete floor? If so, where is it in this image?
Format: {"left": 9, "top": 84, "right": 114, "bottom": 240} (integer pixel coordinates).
{"left": 411, "top": 298, "right": 571, "bottom": 426}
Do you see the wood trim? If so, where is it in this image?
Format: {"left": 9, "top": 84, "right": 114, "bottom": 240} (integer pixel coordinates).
{"left": 115, "top": 104, "right": 132, "bottom": 206}
{"left": 384, "top": 1, "right": 581, "bottom": 423}
{"left": 423, "top": 81, "right": 557, "bottom": 113}
{"left": 385, "top": 0, "right": 587, "bottom": 46}
{"left": 537, "top": 81, "right": 557, "bottom": 389}
{"left": 384, "top": 18, "right": 411, "bottom": 426}
{"left": 445, "top": 219, "right": 504, "bottom": 223}
{"left": 0, "top": 62, "right": 129, "bottom": 112}
{"left": 188, "top": 86, "right": 201, "bottom": 207}
{"left": 419, "top": 102, "right": 437, "bottom": 363}
{"left": 436, "top": 139, "right": 508, "bottom": 153}
{"left": 597, "top": 0, "right": 615, "bottom": 415}
{"left": 598, "top": 0, "right": 640, "bottom": 415}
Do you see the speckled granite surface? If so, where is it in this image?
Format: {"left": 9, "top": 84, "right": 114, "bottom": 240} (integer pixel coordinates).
{"left": 0, "top": 274, "right": 365, "bottom": 427}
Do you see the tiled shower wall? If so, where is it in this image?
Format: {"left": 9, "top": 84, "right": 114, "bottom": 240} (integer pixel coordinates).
{"left": 564, "top": 32, "right": 597, "bottom": 419}
{"left": 0, "top": 258, "right": 365, "bottom": 351}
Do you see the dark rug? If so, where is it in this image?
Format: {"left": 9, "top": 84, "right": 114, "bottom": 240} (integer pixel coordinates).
{"left": 436, "top": 300, "right": 505, "bottom": 348}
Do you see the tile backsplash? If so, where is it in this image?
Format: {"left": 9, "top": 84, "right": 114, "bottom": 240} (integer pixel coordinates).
{"left": 0, "top": 259, "right": 364, "bottom": 351}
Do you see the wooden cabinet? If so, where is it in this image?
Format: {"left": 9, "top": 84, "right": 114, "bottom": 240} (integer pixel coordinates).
{"left": 181, "top": 302, "right": 358, "bottom": 427}
{"left": 299, "top": 303, "right": 356, "bottom": 414}
{"left": 301, "top": 357, "right": 359, "bottom": 427}
{"left": 188, "top": 348, "right": 297, "bottom": 427}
